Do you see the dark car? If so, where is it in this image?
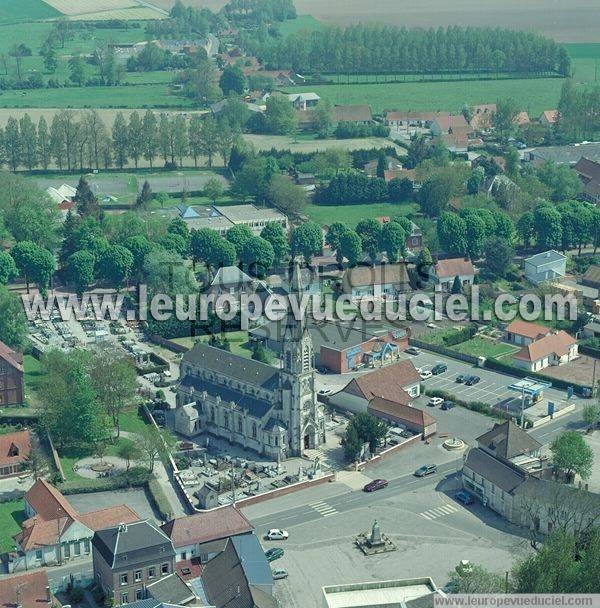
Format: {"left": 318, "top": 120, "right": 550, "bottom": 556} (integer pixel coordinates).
{"left": 431, "top": 363, "right": 448, "bottom": 375}
{"left": 441, "top": 400, "right": 455, "bottom": 411}
{"left": 414, "top": 464, "right": 438, "bottom": 477}
{"left": 405, "top": 346, "right": 420, "bottom": 356}
{"left": 455, "top": 490, "right": 475, "bottom": 505}
{"left": 265, "top": 548, "right": 284, "bottom": 562}
{"left": 456, "top": 375, "right": 468, "bottom": 383}
{"left": 363, "top": 478, "right": 389, "bottom": 492}
{"left": 465, "top": 375, "right": 481, "bottom": 386}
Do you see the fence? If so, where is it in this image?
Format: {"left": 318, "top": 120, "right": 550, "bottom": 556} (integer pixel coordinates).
{"left": 148, "top": 334, "right": 189, "bottom": 354}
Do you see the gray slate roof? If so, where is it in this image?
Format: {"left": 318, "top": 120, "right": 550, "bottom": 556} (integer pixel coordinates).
{"left": 512, "top": 476, "right": 600, "bottom": 508}
{"left": 525, "top": 250, "right": 566, "bottom": 267}
{"left": 146, "top": 573, "right": 195, "bottom": 605}
{"left": 93, "top": 520, "right": 174, "bottom": 569}
{"left": 182, "top": 343, "right": 280, "bottom": 391}
{"left": 476, "top": 421, "right": 541, "bottom": 460}
{"left": 463, "top": 448, "right": 526, "bottom": 493}
{"left": 179, "top": 375, "right": 273, "bottom": 419}
{"left": 122, "top": 601, "right": 186, "bottom": 608}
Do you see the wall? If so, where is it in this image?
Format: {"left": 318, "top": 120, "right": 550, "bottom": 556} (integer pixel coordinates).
{"left": 356, "top": 435, "right": 421, "bottom": 470}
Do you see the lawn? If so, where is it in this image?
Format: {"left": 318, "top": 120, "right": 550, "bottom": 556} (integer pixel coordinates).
{"left": 283, "top": 78, "right": 567, "bottom": 116}
{"left": 0, "top": 500, "right": 26, "bottom": 553}
{"left": 23, "top": 354, "right": 45, "bottom": 403}
{"left": 278, "top": 14, "right": 323, "bottom": 36}
{"left": 0, "top": 83, "right": 194, "bottom": 109}
{"left": 305, "top": 202, "right": 418, "bottom": 228}
{"left": 119, "top": 407, "right": 149, "bottom": 435}
{"left": 172, "top": 330, "right": 254, "bottom": 359}
{"left": 452, "top": 337, "right": 520, "bottom": 359}
{"left": 0, "top": 0, "right": 61, "bottom": 21}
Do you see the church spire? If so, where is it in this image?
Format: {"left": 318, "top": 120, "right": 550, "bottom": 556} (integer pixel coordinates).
{"left": 284, "top": 259, "right": 307, "bottom": 341}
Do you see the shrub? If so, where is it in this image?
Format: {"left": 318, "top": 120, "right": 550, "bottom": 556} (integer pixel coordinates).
{"left": 148, "top": 477, "right": 173, "bottom": 521}
{"left": 59, "top": 466, "right": 151, "bottom": 495}
{"left": 443, "top": 323, "right": 478, "bottom": 347}
{"left": 425, "top": 388, "right": 492, "bottom": 416}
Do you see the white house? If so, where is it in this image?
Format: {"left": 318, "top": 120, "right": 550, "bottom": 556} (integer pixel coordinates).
{"left": 430, "top": 258, "right": 475, "bottom": 291}
{"left": 505, "top": 320, "right": 552, "bottom": 346}
{"left": 341, "top": 264, "right": 410, "bottom": 300}
{"left": 512, "top": 330, "right": 578, "bottom": 372}
{"left": 524, "top": 250, "right": 567, "bottom": 285}
{"left": 287, "top": 92, "right": 320, "bottom": 110}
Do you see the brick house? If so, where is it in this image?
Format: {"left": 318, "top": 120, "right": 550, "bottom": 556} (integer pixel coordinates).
{"left": 341, "top": 263, "right": 410, "bottom": 300}
{"left": 504, "top": 320, "right": 552, "bottom": 346}
{"left": 0, "top": 340, "right": 25, "bottom": 407}
{"left": 0, "top": 429, "right": 31, "bottom": 478}
{"left": 92, "top": 520, "right": 176, "bottom": 606}
{"left": 367, "top": 397, "right": 436, "bottom": 438}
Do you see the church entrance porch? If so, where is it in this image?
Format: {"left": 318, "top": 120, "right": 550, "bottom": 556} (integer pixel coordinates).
{"left": 302, "top": 423, "right": 318, "bottom": 450}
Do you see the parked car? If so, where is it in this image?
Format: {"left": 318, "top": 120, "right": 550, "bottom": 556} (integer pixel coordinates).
{"left": 428, "top": 397, "right": 443, "bottom": 407}
{"left": 426, "top": 322, "right": 438, "bottom": 329}
{"left": 405, "top": 346, "right": 420, "bottom": 356}
{"left": 363, "top": 478, "right": 389, "bottom": 492}
{"left": 455, "top": 490, "right": 474, "bottom": 505}
{"left": 441, "top": 400, "right": 455, "bottom": 411}
{"left": 272, "top": 568, "right": 288, "bottom": 580}
{"left": 265, "top": 529, "right": 289, "bottom": 541}
{"left": 455, "top": 375, "right": 468, "bottom": 383}
{"left": 431, "top": 363, "right": 448, "bottom": 375}
{"left": 420, "top": 370, "right": 433, "bottom": 380}
{"left": 318, "top": 388, "right": 332, "bottom": 396}
{"left": 414, "top": 464, "right": 438, "bottom": 477}
{"left": 265, "top": 548, "right": 284, "bottom": 562}
{"left": 465, "top": 375, "right": 481, "bottom": 386}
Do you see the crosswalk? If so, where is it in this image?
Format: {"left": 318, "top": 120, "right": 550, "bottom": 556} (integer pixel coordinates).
{"left": 419, "top": 503, "right": 460, "bottom": 520}
{"left": 309, "top": 500, "right": 338, "bottom": 517}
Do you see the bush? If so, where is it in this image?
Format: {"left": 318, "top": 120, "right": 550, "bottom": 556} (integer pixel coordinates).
{"left": 59, "top": 466, "right": 151, "bottom": 495}
{"left": 443, "top": 323, "right": 478, "bottom": 347}
{"left": 148, "top": 477, "right": 173, "bottom": 521}
{"left": 425, "top": 388, "right": 493, "bottom": 416}
{"left": 69, "top": 587, "right": 85, "bottom": 603}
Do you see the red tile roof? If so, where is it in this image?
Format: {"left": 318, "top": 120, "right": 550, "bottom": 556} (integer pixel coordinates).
{"left": 24, "top": 478, "right": 79, "bottom": 522}
{"left": 505, "top": 320, "right": 551, "bottom": 341}
{"left": 344, "top": 361, "right": 420, "bottom": 405}
{"left": 161, "top": 505, "right": 254, "bottom": 548}
{"left": 541, "top": 110, "right": 559, "bottom": 124}
{"left": 79, "top": 505, "right": 139, "bottom": 532}
{"left": 385, "top": 110, "right": 450, "bottom": 122}
{"left": 368, "top": 397, "right": 435, "bottom": 428}
{"left": 0, "top": 430, "right": 31, "bottom": 467}
{"left": 0, "top": 340, "right": 24, "bottom": 373}
{"left": 433, "top": 114, "right": 470, "bottom": 132}
{"left": 513, "top": 330, "right": 577, "bottom": 363}
{"left": 16, "top": 515, "right": 75, "bottom": 551}
{"left": 0, "top": 570, "right": 52, "bottom": 608}
{"left": 434, "top": 258, "right": 475, "bottom": 279}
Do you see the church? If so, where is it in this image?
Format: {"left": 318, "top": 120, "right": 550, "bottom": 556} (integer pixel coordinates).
{"left": 174, "top": 275, "right": 325, "bottom": 460}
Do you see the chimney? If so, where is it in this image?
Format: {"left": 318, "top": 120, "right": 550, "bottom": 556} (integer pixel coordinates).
{"left": 118, "top": 522, "right": 128, "bottom": 533}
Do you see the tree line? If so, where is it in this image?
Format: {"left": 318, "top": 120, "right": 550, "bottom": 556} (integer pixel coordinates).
{"left": 253, "top": 25, "right": 570, "bottom": 76}
{"left": 0, "top": 110, "right": 238, "bottom": 172}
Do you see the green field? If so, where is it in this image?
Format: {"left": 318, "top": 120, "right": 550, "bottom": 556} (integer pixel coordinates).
{"left": 278, "top": 14, "right": 323, "bottom": 36}
{"left": 451, "top": 337, "right": 520, "bottom": 359}
{"left": 0, "top": 83, "right": 194, "bottom": 108}
{"left": 0, "top": 0, "right": 61, "bottom": 22}
{"left": 305, "top": 202, "right": 418, "bottom": 228}
{"left": 0, "top": 500, "right": 26, "bottom": 553}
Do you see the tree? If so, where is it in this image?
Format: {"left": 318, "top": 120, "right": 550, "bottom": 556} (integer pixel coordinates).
{"left": 42, "top": 47, "right": 58, "bottom": 73}
{"left": 207, "top": 239, "right": 237, "bottom": 270}
{"left": 190, "top": 227, "right": 221, "bottom": 267}
{"left": 37, "top": 115, "right": 50, "bottom": 170}
{"left": 550, "top": 431, "right": 594, "bottom": 481}
{"left": 24, "top": 443, "right": 49, "bottom": 479}
{"left": 128, "top": 111, "right": 144, "bottom": 169}
{"left": 537, "top": 161, "right": 582, "bottom": 202}
{"left": 517, "top": 211, "right": 535, "bottom": 248}
{"left": 416, "top": 247, "right": 433, "bottom": 281}
{"left": 172, "top": 114, "right": 189, "bottom": 167}
{"left": 138, "top": 424, "right": 170, "bottom": 472}
{"left": 291, "top": 222, "right": 322, "bottom": 264}
{"left": 112, "top": 112, "right": 129, "bottom": 170}
{"left": 356, "top": 218, "right": 382, "bottom": 262}
{"left": 124, "top": 235, "right": 154, "bottom": 278}
{"left": 464, "top": 212, "right": 487, "bottom": 258}
{"left": 118, "top": 440, "right": 142, "bottom": 472}
{"left": 11, "top": 241, "right": 55, "bottom": 297}
{"left": 437, "top": 212, "right": 467, "bottom": 256}
{"left": 388, "top": 177, "right": 413, "bottom": 202}
{"left": 264, "top": 94, "right": 297, "bottom": 135}
{"left": 267, "top": 174, "right": 308, "bottom": 216}
{"left": 324, "top": 222, "right": 347, "bottom": 258}
{"left": 420, "top": 174, "right": 452, "bottom": 217}
{"left": 203, "top": 177, "right": 224, "bottom": 203}
{"left": 75, "top": 176, "right": 101, "bottom": 219}
{"left": 583, "top": 403, "right": 600, "bottom": 429}
{"left": 493, "top": 97, "right": 519, "bottom": 135}
{"left": 261, "top": 222, "right": 290, "bottom": 265}
{"left": 0, "top": 286, "right": 27, "bottom": 348}
{"left": 449, "top": 564, "right": 507, "bottom": 593}
{"left": 97, "top": 245, "right": 133, "bottom": 288}
{"left": 197, "top": 115, "right": 220, "bottom": 167}
{"left": 534, "top": 204, "right": 563, "bottom": 249}
{"left": 136, "top": 180, "right": 153, "bottom": 209}
{"left": 88, "top": 346, "right": 138, "bottom": 438}
{"left": 68, "top": 55, "right": 86, "bottom": 86}
{"left": 241, "top": 236, "right": 275, "bottom": 277}
{"left": 379, "top": 221, "right": 406, "bottom": 262}
{"left": 142, "top": 110, "right": 159, "bottom": 169}
{"left": 0, "top": 251, "right": 17, "bottom": 285}
{"left": 484, "top": 237, "right": 514, "bottom": 278}
{"left": 339, "top": 229, "right": 362, "bottom": 267}
{"left": 313, "top": 98, "right": 334, "bottom": 136}
{"left": 67, "top": 250, "right": 95, "bottom": 296}
{"left": 451, "top": 275, "right": 463, "bottom": 294}
{"left": 19, "top": 114, "right": 38, "bottom": 171}
{"left": 226, "top": 224, "right": 254, "bottom": 257}
{"left": 342, "top": 412, "right": 387, "bottom": 460}
{"left": 219, "top": 65, "right": 246, "bottom": 96}
{"left": 4, "top": 116, "right": 21, "bottom": 171}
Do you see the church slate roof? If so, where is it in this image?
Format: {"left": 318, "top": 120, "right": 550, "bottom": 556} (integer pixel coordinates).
{"left": 182, "top": 343, "right": 280, "bottom": 391}
{"left": 179, "top": 375, "right": 273, "bottom": 419}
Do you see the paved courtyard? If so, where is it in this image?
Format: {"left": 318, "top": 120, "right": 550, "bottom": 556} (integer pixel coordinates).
{"left": 67, "top": 488, "right": 159, "bottom": 522}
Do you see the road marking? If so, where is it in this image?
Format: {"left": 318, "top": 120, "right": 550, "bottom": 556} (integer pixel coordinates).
{"left": 419, "top": 503, "right": 459, "bottom": 520}
{"left": 309, "top": 501, "right": 339, "bottom": 517}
